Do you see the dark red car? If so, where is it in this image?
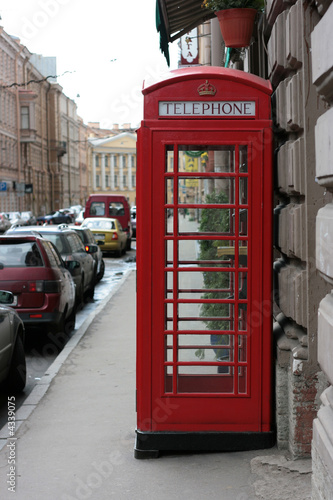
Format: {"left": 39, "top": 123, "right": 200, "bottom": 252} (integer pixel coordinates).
{"left": 0, "top": 235, "right": 76, "bottom": 334}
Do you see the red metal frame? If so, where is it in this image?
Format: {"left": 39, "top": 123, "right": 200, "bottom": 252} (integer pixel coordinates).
{"left": 136, "top": 68, "right": 273, "bottom": 454}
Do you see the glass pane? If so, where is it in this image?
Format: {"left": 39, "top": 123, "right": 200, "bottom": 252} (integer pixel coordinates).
{"left": 178, "top": 240, "right": 236, "bottom": 267}
{"left": 239, "top": 177, "right": 248, "bottom": 205}
{"left": 239, "top": 209, "right": 248, "bottom": 236}
{"left": 178, "top": 303, "right": 234, "bottom": 331}
{"left": 166, "top": 321, "right": 173, "bottom": 331}
{"left": 238, "top": 367, "right": 247, "bottom": 394}
{"left": 239, "top": 145, "right": 248, "bottom": 172}
{"left": 177, "top": 366, "right": 234, "bottom": 393}
{"left": 166, "top": 241, "right": 173, "bottom": 267}
{"left": 238, "top": 307, "right": 247, "bottom": 331}
{"left": 178, "top": 271, "right": 234, "bottom": 299}
{"left": 165, "top": 272, "right": 173, "bottom": 299}
{"left": 178, "top": 178, "right": 235, "bottom": 205}
{"left": 239, "top": 244, "right": 248, "bottom": 267}
{"left": 166, "top": 145, "right": 174, "bottom": 172}
{"left": 238, "top": 335, "right": 247, "bottom": 362}
{"left": 166, "top": 209, "right": 173, "bottom": 235}
{"left": 178, "top": 146, "right": 235, "bottom": 173}
{"left": 239, "top": 271, "right": 247, "bottom": 300}
{"left": 165, "top": 178, "right": 174, "bottom": 204}
{"left": 166, "top": 303, "right": 173, "bottom": 321}
{"left": 178, "top": 334, "right": 234, "bottom": 363}
{"left": 178, "top": 209, "right": 234, "bottom": 234}
{"left": 165, "top": 335, "right": 173, "bottom": 362}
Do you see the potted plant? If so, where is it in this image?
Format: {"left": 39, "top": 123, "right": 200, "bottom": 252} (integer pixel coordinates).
{"left": 202, "top": 0, "right": 265, "bottom": 48}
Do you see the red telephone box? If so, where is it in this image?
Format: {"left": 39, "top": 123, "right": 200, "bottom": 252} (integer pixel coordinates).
{"left": 135, "top": 67, "right": 274, "bottom": 458}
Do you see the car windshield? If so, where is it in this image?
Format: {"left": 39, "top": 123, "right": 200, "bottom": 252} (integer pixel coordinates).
{"left": 0, "top": 242, "right": 43, "bottom": 267}
{"left": 83, "top": 220, "right": 115, "bottom": 230}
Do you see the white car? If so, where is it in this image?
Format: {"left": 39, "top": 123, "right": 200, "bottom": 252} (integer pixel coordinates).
{"left": 75, "top": 209, "right": 85, "bottom": 226}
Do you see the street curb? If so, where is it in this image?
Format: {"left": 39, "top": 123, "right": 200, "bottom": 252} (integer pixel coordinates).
{"left": 0, "top": 269, "right": 134, "bottom": 450}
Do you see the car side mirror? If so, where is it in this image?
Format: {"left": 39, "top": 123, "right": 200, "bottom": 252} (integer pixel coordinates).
{"left": 0, "top": 290, "right": 14, "bottom": 305}
{"left": 85, "top": 244, "right": 98, "bottom": 254}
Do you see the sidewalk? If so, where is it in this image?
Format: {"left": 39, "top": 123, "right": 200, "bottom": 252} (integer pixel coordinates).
{"left": 0, "top": 270, "right": 312, "bottom": 500}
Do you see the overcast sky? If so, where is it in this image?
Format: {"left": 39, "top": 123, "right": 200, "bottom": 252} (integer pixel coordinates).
{"left": 0, "top": 0, "right": 179, "bottom": 128}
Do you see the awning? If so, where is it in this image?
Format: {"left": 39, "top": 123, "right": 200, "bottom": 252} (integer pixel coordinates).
{"left": 156, "top": 0, "right": 215, "bottom": 65}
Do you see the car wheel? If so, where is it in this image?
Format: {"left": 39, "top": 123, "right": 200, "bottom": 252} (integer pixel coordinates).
{"left": 116, "top": 246, "right": 122, "bottom": 258}
{"left": 76, "top": 277, "right": 85, "bottom": 309}
{"left": 126, "top": 238, "right": 132, "bottom": 251}
{"left": 85, "top": 283, "right": 95, "bottom": 302}
{"left": 6, "top": 335, "right": 26, "bottom": 393}
{"left": 96, "top": 259, "right": 105, "bottom": 282}
{"left": 64, "top": 306, "right": 76, "bottom": 334}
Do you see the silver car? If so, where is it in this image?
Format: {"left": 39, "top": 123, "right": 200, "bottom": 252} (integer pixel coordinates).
{"left": 0, "top": 291, "right": 26, "bottom": 392}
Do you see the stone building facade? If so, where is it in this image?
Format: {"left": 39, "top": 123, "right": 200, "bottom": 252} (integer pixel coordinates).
{"left": 89, "top": 132, "right": 137, "bottom": 207}
{"left": 0, "top": 26, "right": 90, "bottom": 215}
{"left": 310, "top": 2, "right": 333, "bottom": 498}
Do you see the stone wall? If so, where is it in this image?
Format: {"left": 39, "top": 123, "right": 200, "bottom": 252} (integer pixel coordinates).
{"left": 266, "top": 0, "right": 332, "bottom": 458}
{"left": 311, "top": 1, "right": 333, "bottom": 497}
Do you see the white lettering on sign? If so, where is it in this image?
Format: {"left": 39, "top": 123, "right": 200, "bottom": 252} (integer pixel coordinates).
{"left": 159, "top": 101, "right": 256, "bottom": 117}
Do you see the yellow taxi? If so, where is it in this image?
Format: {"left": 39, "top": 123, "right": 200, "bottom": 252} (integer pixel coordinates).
{"left": 81, "top": 217, "right": 127, "bottom": 257}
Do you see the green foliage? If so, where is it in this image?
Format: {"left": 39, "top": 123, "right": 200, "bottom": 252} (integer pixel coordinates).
{"left": 197, "top": 190, "right": 232, "bottom": 360}
{"left": 201, "top": 0, "right": 265, "bottom": 11}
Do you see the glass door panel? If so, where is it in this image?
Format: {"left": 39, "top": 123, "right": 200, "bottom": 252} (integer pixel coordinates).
{"left": 163, "top": 144, "right": 249, "bottom": 397}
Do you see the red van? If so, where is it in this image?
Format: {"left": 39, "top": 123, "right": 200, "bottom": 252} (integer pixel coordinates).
{"left": 84, "top": 194, "right": 132, "bottom": 250}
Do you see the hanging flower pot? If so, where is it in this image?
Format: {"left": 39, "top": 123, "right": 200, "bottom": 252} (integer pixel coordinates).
{"left": 215, "top": 8, "right": 257, "bottom": 48}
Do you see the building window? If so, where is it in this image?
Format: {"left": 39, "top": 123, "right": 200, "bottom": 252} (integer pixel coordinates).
{"left": 21, "top": 106, "right": 30, "bottom": 129}
{"left": 114, "top": 156, "right": 117, "bottom": 168}
{"left": 132, "top": 174, "right": 136, "bottom": 187}
{"left": 95, "top": 155, "right": 99, "bottom": 167}
{"left": 114, "top": 175, "right": 118, "bottom": 187}
{"left": 123, "top": 175, "right": 126, "bottom": 187}
{"left": 105, "top": 156, "right": 108, "bottom": 168}
{"left": 96, "top": 175, "right": 100, "bottom": 187}
{"left": 105, "top": 175, "right": 109, "bottom": 188}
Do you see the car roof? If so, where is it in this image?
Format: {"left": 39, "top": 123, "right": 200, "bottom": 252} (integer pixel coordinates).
{"left": 0, "top": 234, "right": 43, "bottom": 243}
{"left": 5, "top": 227, "right": 43, "bottom": 237}
{"left": 83, "top": 217, "right": 117, "bottom": 223}
{"left": 7, "top": 224, "right": 77, "bottom": 235}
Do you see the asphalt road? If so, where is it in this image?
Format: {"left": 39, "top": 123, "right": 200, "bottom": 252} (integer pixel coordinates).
{"left": 0, "top": 245, "right": 136, "bottom": 430}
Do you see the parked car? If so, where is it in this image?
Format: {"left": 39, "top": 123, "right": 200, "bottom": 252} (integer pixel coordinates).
{"left": 6, "top": 225, "right": 96, "bottom": 306}
{"left": 69, "top": 205, "right": 82, "bottom": 217}
{"left": 84, "top": 194, "right": 132, "bottom": 250}
{"left": 21, "top": 211, "right": 37, "bottom": 225}
{"left": 81, "top": 217, "right": 127, "bottom": 257}
{"left": 61, "top": 208, "right": 76, "bottom": 221}
{"left": 6, "top": 212, "right": 26, "bottom": 227}
{"left": 0, "top": 213, "right": 11, "bottom": 233}
{"left": 36, "top": 210, "right": 73, "bottom": 225}
{"left": 71, "top": 226, "right": 105, "bottom": 282}
{"left": 0, "top": 290, "right": 26, "bottom": 393}
{"left": 0, "top": 235, "right": 76, "bottom": 336}
{"left": 75, "top": 209, "right": 85, "bottom": 226}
